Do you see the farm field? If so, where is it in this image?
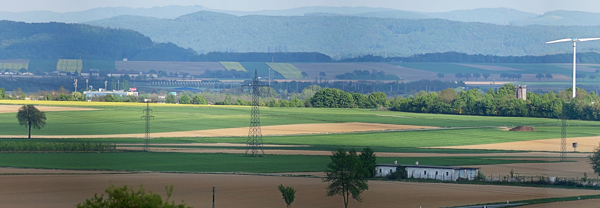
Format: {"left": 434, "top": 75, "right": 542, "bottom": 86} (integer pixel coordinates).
{"left": 219, "top": 61, "right": 246, "bottom": 71}
{"left": 0, "top": 152, "right": 548, "bottom": 172}
{"left": 1, "top": 100, "right": 586, "bottom": 136}
{"left": 2, "top": 100, "right": 600, "bottom": 207}
{"left": 1, "top": 173, "right": 599, "bottom": 208}
{"left": 266, "top": 63, "right": 303, "bottom": 79}
{"left": 56, "top": 59, "right": 82, "bottom": 73}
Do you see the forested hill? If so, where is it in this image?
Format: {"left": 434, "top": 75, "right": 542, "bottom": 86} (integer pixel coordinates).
{"left": 0, "top": 21, "right": 196, "bottom": 60}
{"left": 87, "top": 11, "right": 600, "bottom": 58}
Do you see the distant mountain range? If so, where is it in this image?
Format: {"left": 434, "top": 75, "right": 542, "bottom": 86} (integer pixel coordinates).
{"left": 86, "top": 11, "right": 600, "bottom": 58}
{"left": 3, "top": 5, "right": 600, "bottom": 26}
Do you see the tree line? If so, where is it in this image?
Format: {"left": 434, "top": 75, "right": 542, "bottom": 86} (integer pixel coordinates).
{"left": 341, "top": 52, "right": 600, "bottom": 64}
{"left": 390, "top": 84, "right": 600, "bottom": 121}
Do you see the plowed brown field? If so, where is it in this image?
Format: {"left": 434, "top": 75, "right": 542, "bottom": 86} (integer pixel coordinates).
{"left": 1, "top": 172, "right": 598, "bottom": 208}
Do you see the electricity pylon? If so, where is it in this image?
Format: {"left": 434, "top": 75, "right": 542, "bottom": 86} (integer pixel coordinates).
{"left": 241, "top": 69, "right": 269, "bottom": 156}
{"left": 141, "top": 99, "right": 154, "bottom": 152}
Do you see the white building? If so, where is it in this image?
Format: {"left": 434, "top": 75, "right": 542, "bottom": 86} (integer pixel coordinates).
{"left": 375, "top": 163, "right": 397, "bottom": 177}
{"left": 375, "top": 163, "right": 480, "bottom": 181}
{"left": 404, "top": 165, "right": 479, "bottom": 181}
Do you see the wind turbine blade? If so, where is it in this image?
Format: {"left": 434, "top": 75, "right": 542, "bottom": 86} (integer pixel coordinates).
{"left": 546, "top": 38, "right": 572, "bottom": 44}
{"left": 578, "top": 38, "right": 600, "bottom": 42}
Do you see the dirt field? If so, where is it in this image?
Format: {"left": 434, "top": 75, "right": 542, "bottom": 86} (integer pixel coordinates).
{"left": 519, "top": 198, "right": 600, "bottom": 208}
{"left": 458, "top": 64, "right": 523, "bottom": 71}
{"left": 0, "top": 122, "right": 436, "bottom": 138}
{"left": 0, "top": 167, "right": 127, "bottom": 175}
{"left": 0, "top": 105, "right": 97, "bottom": 113}
{"left": 293, "top": 62, "right": 437, "bottom": 81}
{"left": 436, "top": 136, "right": 600, "bottom": 152}
{"left": 464, "top": 81, "right": 512, "bottom": 85}
{"left": 1, "top": 172, "right": 598, "bottom": 208}
{"left": 115, "top": 61, "right": 226, "bottom": 75}
{"left": 467, "top": 158, "right": 595, "bottom": 178}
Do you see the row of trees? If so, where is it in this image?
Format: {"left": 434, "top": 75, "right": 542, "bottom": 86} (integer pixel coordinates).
{"left": 335, "top": 70, "right": 401, "bottom": 80}
{"left": 535, "top": 73, "right": 554, "bottom": 81}
{"left": 499, "top": 73, "right": 523, "bottom": 81}
{"left": 390, "top": 84, "right": 600, "bottom": 121}
{"left": 0, "top": 141, "right": 117, "bottom": 153}
{"left": 452, "top": 73, "right": 491, "bottom": 81}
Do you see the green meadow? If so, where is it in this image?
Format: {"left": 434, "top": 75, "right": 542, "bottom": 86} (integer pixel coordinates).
{"left": 0, "top": 152, "right": 550, "bottom": 173}
{"left": 0, "top": 100, "right": 594, "bottom": 172}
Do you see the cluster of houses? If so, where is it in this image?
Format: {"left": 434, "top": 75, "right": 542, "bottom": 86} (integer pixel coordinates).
{"left": 375, "top": 161, "right": 479, "bottom": 181}
{"left": 2, "top": 71, "right": 33, "bottom": 75}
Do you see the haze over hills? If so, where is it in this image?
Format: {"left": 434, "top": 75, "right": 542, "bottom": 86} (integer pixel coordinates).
{"left": 510, "top": 10, "right": 600, "bottom": 26}
{"left": 0, "top": 5, "right": 207, "bottom": 23}
{"left": 87, "top": 11, "right": 600, "bottom": 58}
{"left": 2, "top": 5, "right": 600, "bottom": 27}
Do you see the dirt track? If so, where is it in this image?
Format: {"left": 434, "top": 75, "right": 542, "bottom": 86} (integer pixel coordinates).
{"left": 0, "top": 105, "right": 97, "bottom": 113}
{"left": 436, "top": 136, "right": 600, "bottom": 152}
{"left": 0, "top": 167, "right": 126, "bottom": 175}
{"left": 119, "top": 146, "right": 590, "bottom": 158}
{"left": 519, "top": 198, "right": 600, "bottom": 208}
{"left": 0, "top": 123, "right": 436, "bottom": 138}
{"left": 1, "top": 172, "right": 598, "bottom": 208}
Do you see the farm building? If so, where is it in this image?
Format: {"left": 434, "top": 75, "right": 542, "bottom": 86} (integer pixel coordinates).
{"left": 405, "top": 164, "right": 479, "bottom": 181}
{"left": 375, "top": 163, "right": 479, "bottom": 181}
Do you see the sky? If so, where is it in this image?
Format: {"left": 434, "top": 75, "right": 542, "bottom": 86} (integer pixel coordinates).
{"left": 0, "top": 0, "right": 599, "bottom": 14}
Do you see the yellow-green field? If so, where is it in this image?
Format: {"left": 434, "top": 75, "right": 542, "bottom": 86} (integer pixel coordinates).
{"left": 0, "top": 62, "right": 28, "bottom": 71}
{"left": 56, "top": 59, "right": 83, "bottom": 73}
{"left": 266, "top": 63, "right": 303, "bottom": 79}
{"left": 219, "top": 61, "right": 247, "bottom": 71}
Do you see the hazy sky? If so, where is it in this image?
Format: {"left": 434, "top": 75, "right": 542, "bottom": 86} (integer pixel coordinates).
{"left": 1, "top": 0, "right": 599, "bottom": 14}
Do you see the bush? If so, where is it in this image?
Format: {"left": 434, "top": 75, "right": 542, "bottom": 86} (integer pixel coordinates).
{"left": 387, "top": 166, "right": 406, "bottom": 180}
{"left": 77, "top": 184, "right": 191, "bottom": 208}
{"left": 476, "top": 171, "right": 486, "bottom": 181}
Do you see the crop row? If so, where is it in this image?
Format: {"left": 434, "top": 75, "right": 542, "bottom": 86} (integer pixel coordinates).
{"left": 0, "top": 141, "right": 117, "bottom": 153}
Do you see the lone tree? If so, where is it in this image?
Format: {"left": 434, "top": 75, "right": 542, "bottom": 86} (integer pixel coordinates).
{"left": 436, "top": 73, "right": 444, "bottom": 80}
{"left": 359, "top": 147, "right": 377, "bottom": 178}
{"left": 277, "top": 184, "right": 296, "bottom": 208}
{"left": 323, "top": 148, "right": 369, "bottom": 208}
{"left": 482, "top": 73, "right": 490, "bottom": 81}
{"left": 589, "top": 144, "right": 600, "bottom": 176}
{"left": 545, "top": 73, "right": 553, "bottom": 81}
{"left": 536, "top": 73, "right": 545, "bottom": 81}
{"left": 17, "top": 105, "right": 46, "bottom": 138}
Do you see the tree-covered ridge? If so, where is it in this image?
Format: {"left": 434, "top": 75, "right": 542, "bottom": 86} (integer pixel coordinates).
{"left": 391, "top": 85, "right": 600, "bottom": 121}
{"left": 87, "top": 11, "right": 600, "bottom": 58}
{"left": 0, "top": 21, "right": 156, "bottom": 60}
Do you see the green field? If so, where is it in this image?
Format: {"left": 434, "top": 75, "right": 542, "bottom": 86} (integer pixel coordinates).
{"left": 266, "top": 63, "right": 303, "bottom": 79}
{"left": 0, "top": 152, "right": 549, "bottom": 172}
{"left": 0, "top": 62, "right": 28, "bottom": 71}
{"left": 0, "top": 100, "right": 584, "bottom": 136}
{"left": 390, "top": 62, "right": 597, "bottom": 78}
{"left": 219, "top": 62, "right": 247, "bottom": 71}
{"left": 56, "top": 59, "right": 83, "bottom": 73}
{"left": 0, "top": 100, "right": 592, "bottom": 173}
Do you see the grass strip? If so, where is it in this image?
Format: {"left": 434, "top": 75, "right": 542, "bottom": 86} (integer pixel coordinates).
{"left": 452, "top": 194, "right": 600, "bottom": 207}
